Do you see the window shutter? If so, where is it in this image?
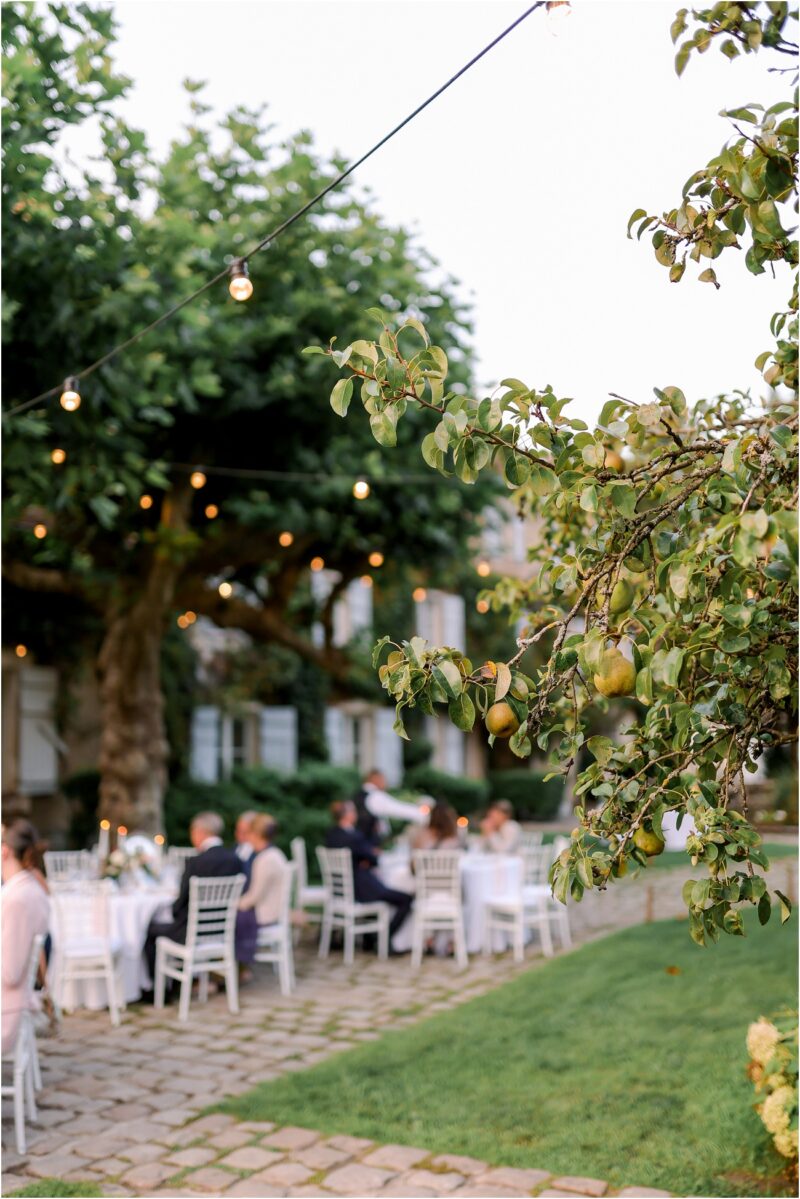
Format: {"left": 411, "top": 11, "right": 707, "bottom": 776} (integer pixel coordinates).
{"left": 18, "top": 667, "right": 58, "bottom": 795}
{"left": 259, "top": 706, "right": 298, "bottom": 773}
{"left": 348, "top": 578, "right": 373, "bottom": 636}
{"left": 190, "top": 706, "right": 220, "bottom": 783}
{"left": 325, "top": 707, "right": 353, "bottom": 766}
{"left": 415, "top": 597, "right": 435, "bottom": 642}
{"left": 441, "top": 593, "right": 466, "bottom": 649}
{"left": 373, "top": 707, "right": 403, "bottom": 788}
{"left": 442, "top": 720, "right": 466, "bottom": 776}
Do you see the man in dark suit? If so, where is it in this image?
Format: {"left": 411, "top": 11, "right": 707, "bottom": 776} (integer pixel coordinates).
{"left": 325, "top": 800, "right": 413, "bottom": 947}
{"left": 143, "top": 811, "right": 240, "bottom": 988}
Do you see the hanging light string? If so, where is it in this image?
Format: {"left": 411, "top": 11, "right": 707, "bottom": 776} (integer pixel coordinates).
{"left": 5, "top": 2, "right": 544, "bottom": 420}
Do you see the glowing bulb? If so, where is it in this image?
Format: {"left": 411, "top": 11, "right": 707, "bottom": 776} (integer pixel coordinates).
{"left": 413, "top": 587, "right": 427, "bottom": 602}
{"left": 457, "top": 816, "right": 469, "bottom": 828}
{"left": 15, "top": 644, "right": 27, "bottom": 658}
{"left": 100, "top": 820, "right": 111, "bottom": 831}
{"left": 218, "top": 581, "right": 233, "bottom": 598}
{"left": 190, "top": 471, "right": 207, "bottom": 490}
{"left": 353, "top": 479, "right": 370, "bottom": 500}
{"left": 60, "top": 377, "right": 81, "bottom": 411}
{"left": 51, "top": 448, "right": 66, "bottom": 465}
{"left": 228, "top": 257, "right": 253, "bottom": 301}
{"left": 154, "top": 834, "right": 165, "bottom": 846}
{"left": 546, "top": 0, "right": 571, "bottom": 33}
{"left": 476, "top": 599, "right": 490, "bottom": 614}
{"left": 177, "top": 614, "right": 189, "bottom": 629}
{"left": 140, "top": 494, "right": 153, "bottom": 510}
{"left": 310, "top": 556, "right": 325, "bottom": 572}
{"left": 368, "top": 551, "right": 384, "bottom": 568}
{"left": 33, "top": 523, "right": 47, "bottom": 539}
{"left": 477, "top": 560, "right": 491, "bottom": 577}
{"left": 279, "top": 531, "right": 294, "bottom": 547}
{"left": 184, "top": 610, "right": 197, "bottom": 625}
{"left": 360, "top": 575, "right": 373, "bottom": 588}
{"left": 205, "top": 504, "right": 218, "bottom": 519}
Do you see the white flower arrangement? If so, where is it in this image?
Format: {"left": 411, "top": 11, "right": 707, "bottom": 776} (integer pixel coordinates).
{"left": 746, "top": 1012, "right": 798, "bottom": 1164}
{"left": 100, "top": 847, "right": 156, "bottom": 882}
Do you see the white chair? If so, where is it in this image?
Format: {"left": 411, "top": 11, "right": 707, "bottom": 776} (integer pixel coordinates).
{"left": 411, "top": 851, "right": 468, "bottom": 970}
{"left": 154, "top": 874, "right": 245, "bottom": 1022}
{"left": 316, "top": 847, "right": 390, "bottom": 965}
{"left": 167, "top": 846, "right": 197, "bottom": 873}
{"left": 49, "top": 880, "right": 125, "bottom": 1025}
{"left": 44, "top": 849, "right": 94, "bottom": 882}
{"left": 483, "top": 839, "right": 572, "bottom": 962}
{"left": 520, "top": 829, "right": 545, "bottom": 851}
{"left": 291, "top": 837, "right": 328, "bottom": 936}
{"left": 253, "top": 862, "right": 297, "bottom": 996}
{"left": 1, "top": 934, "right": 45, "bottom": 1153}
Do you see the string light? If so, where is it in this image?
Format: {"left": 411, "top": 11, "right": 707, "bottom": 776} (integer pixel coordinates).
{"left": 413, "top": 587, "right": 427, "bottom": 602}
{"left": 184, "top": 610, "right": 197, "bottom": 625}
{"left": 360, "top": 575, "right": 373, "bottom": 587}
{"left": 177, "top": 614, "right": 189, "bottom": 629}
{"left": 190, "top": 470, "right": 207, "bottom": 490}
{"left": 33, "top": 523, "right": 47, "bottom": 539}
{"left": 15, "top": 644, "right": 27, "bottom": 658}
{"left": 477, "top": 560, "right": 491, "bottom": 577}
{"left": 218, "top": 581, "right": 233, "bottom": 598}
{"left": 310, "top": 556, "right": 325, "bottom": 572}
{"left": 59, "top": 377, "right": 81, "bottom": 411}
{"left": 353, "top": 480, "right": 370, "bottom": 500}
{"left": 228, "top": 258, "right": 253, "bottom": 302}
{"left": 139, "top": 494, "right": 153, "bottom": 510}
{"left": 204, "top": 504, "right": 218, "bottom": 519}
{"left": 279, "top": 531, "right": 294, "bottom": 547}
{"left": 154, "top": 834, "right": 165, "bottom": 846}
{"left": 476, "top": 599, "right": 490, "bottom": 614}
{"left": 50, "top": 448, "right": 66, "bottom": 465}
{"left": 368, "top": 551, "right": 384, "bottom": 568}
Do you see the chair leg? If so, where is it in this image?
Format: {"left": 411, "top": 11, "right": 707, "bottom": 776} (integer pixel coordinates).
{"left": 24, "top": 1057, "right": 37, "bottom": 1121}
{"left": 178, "top": 970, "right": 192, "bottom": 1022}
{"left": 31, "top": 1035, "right": 42, "bottom": 1092}
{"left": 411, "top": 912, "right": 424, "bottom": 969}
{"left": 454, "top": 918, "right": 469, "bottom": 970}
{"left": 287, "top": 943, "right": 296, "bottom": 991}
{"left": 377, "top": 912, "right": 389, "bottom": 961}
{"left": 226, "top": 961, "right": 240, "bottom": 1014}
{"left": 277, "top": 948, "right": 292, "bottom": 997}
{"left": 198, "top": 972, "right": 209, "bottom": 1004}
{"left": 512, "top": 913, "right": 524, "bottom": 964}
{"left": 318, "top": 912, "right": 332, "bottom": 960}
{"left": 154, "top": 947, "right": 166, "bottom": 1009}
{"left": 343, "top": 922, "right": 355, "bottom": 966}
{"left": 14, "top": 1069, "right": 27, "bottom": 1155}
{"left": 106, "top": 959, "right": 120, "bottom": 1027}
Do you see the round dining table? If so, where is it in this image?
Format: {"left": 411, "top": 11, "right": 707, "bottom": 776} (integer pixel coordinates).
{"left": 376, "top": 849, "right": 523, "bottom": 954}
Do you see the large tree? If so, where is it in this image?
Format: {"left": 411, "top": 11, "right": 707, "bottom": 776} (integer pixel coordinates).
{"left": 1, "top": 4, "right": 498, "bottom": 829}
{"left": 318, "top": 1, "right": 798, "bottom": 943}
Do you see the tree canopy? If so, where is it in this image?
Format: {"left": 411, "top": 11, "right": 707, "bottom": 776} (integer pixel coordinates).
{"left": 317, "top": 0, "right": 798, "bottom": 944}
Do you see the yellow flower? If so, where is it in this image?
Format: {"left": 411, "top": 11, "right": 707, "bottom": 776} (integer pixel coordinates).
{"left": 761, "top": 1086, "right": 793, "bottom": 1136}
{"left": 747, "top": 1019, "right": 781, "bottom": 1066}
{"left": 773, "top": 1128, "right": 798, "bottom": 1160}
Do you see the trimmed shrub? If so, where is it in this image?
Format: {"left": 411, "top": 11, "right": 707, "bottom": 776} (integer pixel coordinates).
{"left": 488, "top": 769, "right": 565, "bottom": 821}
{"left": 403, "top": 767, "right": 489, "bottom": 816}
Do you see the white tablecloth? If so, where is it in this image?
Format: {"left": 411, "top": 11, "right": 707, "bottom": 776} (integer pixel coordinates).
{"left": 377, "top": 851, "right": 522, "bottom": 954}
{"left": 51, "top": 887, "right": 175, "bottom": 1010}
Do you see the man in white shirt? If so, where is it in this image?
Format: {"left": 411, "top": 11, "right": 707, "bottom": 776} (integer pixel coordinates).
{"left": 480, "top": 800, "right": 523, "bottom": 854}
{"left": 355, "top": 770, "right": 427, "bottom": 847}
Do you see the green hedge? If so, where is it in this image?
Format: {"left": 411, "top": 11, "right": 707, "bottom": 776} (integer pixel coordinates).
{"left": 488, "top": 769, "right": 564, "bottom": 821}
{"left": 403, "top": 767, "right": 489, "bottom": 816}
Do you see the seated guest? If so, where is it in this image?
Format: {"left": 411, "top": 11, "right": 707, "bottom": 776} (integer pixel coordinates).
{"left": 480, "top": 800, "right": 522, "bottom": 854}
{"left": 355, "top": 768, "right": 427, "bottom": 848}
{"left": 2, "top": 819, "right": 50, "bottom": 1054}
{"left": 236, "top": 814, "right": 288, "bottom": 963}
{"left": 234, "top": 810, "right": 257, "bottom": 877}
{"left": 143, "top": 811, "right": 239, "bottom": 987}
{"left": 326, "top": 800, "right": 413, "bottom": 947}
{"left": 409, "top": 802, "right": 460, "bottom": 851}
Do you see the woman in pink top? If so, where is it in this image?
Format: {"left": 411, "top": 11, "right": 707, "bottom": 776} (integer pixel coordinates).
{"left": 2, "top": 819, "right": 50, "bottom": 1053}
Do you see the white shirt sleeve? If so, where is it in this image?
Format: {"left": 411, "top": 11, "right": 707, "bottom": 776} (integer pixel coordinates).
{"left": 365, "top": 788, "right": 427, "bottom": 825}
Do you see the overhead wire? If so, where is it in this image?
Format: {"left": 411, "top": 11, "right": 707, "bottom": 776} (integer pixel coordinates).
{"left": 5, "top": 2, "right": 544, "bottom": 419}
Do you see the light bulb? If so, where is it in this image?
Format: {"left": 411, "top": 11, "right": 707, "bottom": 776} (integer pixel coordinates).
{"left": 33, "top": 523, "right": 47, "bottom": 539}
{"left": 413, "top": 587, "right": 427, "bottom": 603}
{"left": 51, "top": 448, "right": 66, "bottom": 465}
{"left": 228, "top": 257, "right": 253, "bottom": 302}
{"left": 360, "top": 575, "right": 373, "bottom": 588}
{"left": 190, "top": 471, "right": 207, "bottom": 490}
{"left": 154, "top": 834, "right": 165, "bottom": 846}
{"left": 279, "top": 531, "right": 294, "bottom": 547}
{"left": 218, "top": 581, "right": 233, "bottom": 598}
{"left": 457, "top": 816, "right": 469, "bottom": 829}
{"left": 100, "top": 820, "right": 111, "bottom": 831}
{"left": 205, "top": 504, "right": 218, "bottom": 519}
{"left": 60, "top": 376, "right": 81, "bottom": 411}
{"left": 476, "top": 599, "right": 490, "bottom": 614}
{"left": 353, "top": 479, "right": 370, "bottom": 500}
{"left": 177, "top": 614, "right": 189, "bottom": 629}
{"left": 184, "top": 610, "right": 197, "bottom": 625}
{"left": 310, "top": 556, "right": 325, "bottom": 572}
{"left": 140, "top": 494, "right": 153, "bottom": 510}
{"left": 15, "top": 644, "right": 27, "bottom": 658}
{"left": 546, "top": 0, "right": 571, "bottom": 33}
{"left": 368, "top": 551, "right": 384, "bottom": 568}
{"left": 477, "top": 560, "right": 491, "bottom": 578}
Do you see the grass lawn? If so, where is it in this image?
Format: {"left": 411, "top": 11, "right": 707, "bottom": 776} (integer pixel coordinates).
{"left": 647, "top": 841, "right": 797, "bottom": 872}
{"left": 221, "top": 914, "right": 797, "bottom": 1197}
{"left": 7, "top": 1183, "right": 102, "bottom": 1198}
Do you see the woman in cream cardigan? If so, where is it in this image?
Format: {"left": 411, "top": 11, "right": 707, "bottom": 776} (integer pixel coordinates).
{"left": 236, "top": 814, "right": 288, "bottom": 969}
{"left": 2, "top": 819, "right": 50, "bottom": 1054}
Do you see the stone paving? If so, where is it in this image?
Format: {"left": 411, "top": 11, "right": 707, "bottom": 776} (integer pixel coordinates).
{"left": 4, "top": 860, "right": 795, "bottom": 1199}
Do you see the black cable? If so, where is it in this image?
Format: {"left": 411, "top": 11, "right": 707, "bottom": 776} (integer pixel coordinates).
{"left": 5, "top": 2, "right": 544, "bottom": 419}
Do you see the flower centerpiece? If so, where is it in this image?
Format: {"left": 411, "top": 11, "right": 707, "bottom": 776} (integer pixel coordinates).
{"left": 746, "top": 1011, "right": 799, "bottom": 1165}
{"left": 100, "top": 847, "right": 157, "bottom": 883}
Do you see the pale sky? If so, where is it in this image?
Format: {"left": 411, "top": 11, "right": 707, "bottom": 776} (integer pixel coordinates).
{"left": 58, "top": 0, "right": 789, "bottom": 424}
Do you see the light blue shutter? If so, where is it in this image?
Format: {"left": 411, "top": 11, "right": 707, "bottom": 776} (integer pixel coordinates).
{"left": 259, "top": 706, "right": 298, "bottom": 773}
{"left": 325, "top": 707, "right": 353, "bottom": 766}
{"left": 190, "top": 706, "right": 220, "bottom": 782}
{"left": 374, "top": 707, "right": 403, "bottom": 787}
{"left": 442, "top": 721, "right": 465, "bottom": 776}
{"left": 18, "top": 667, "right": 58, "bottom": 795}
{"left": 441, "top": 593, "right": 465, "bottom": 649}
